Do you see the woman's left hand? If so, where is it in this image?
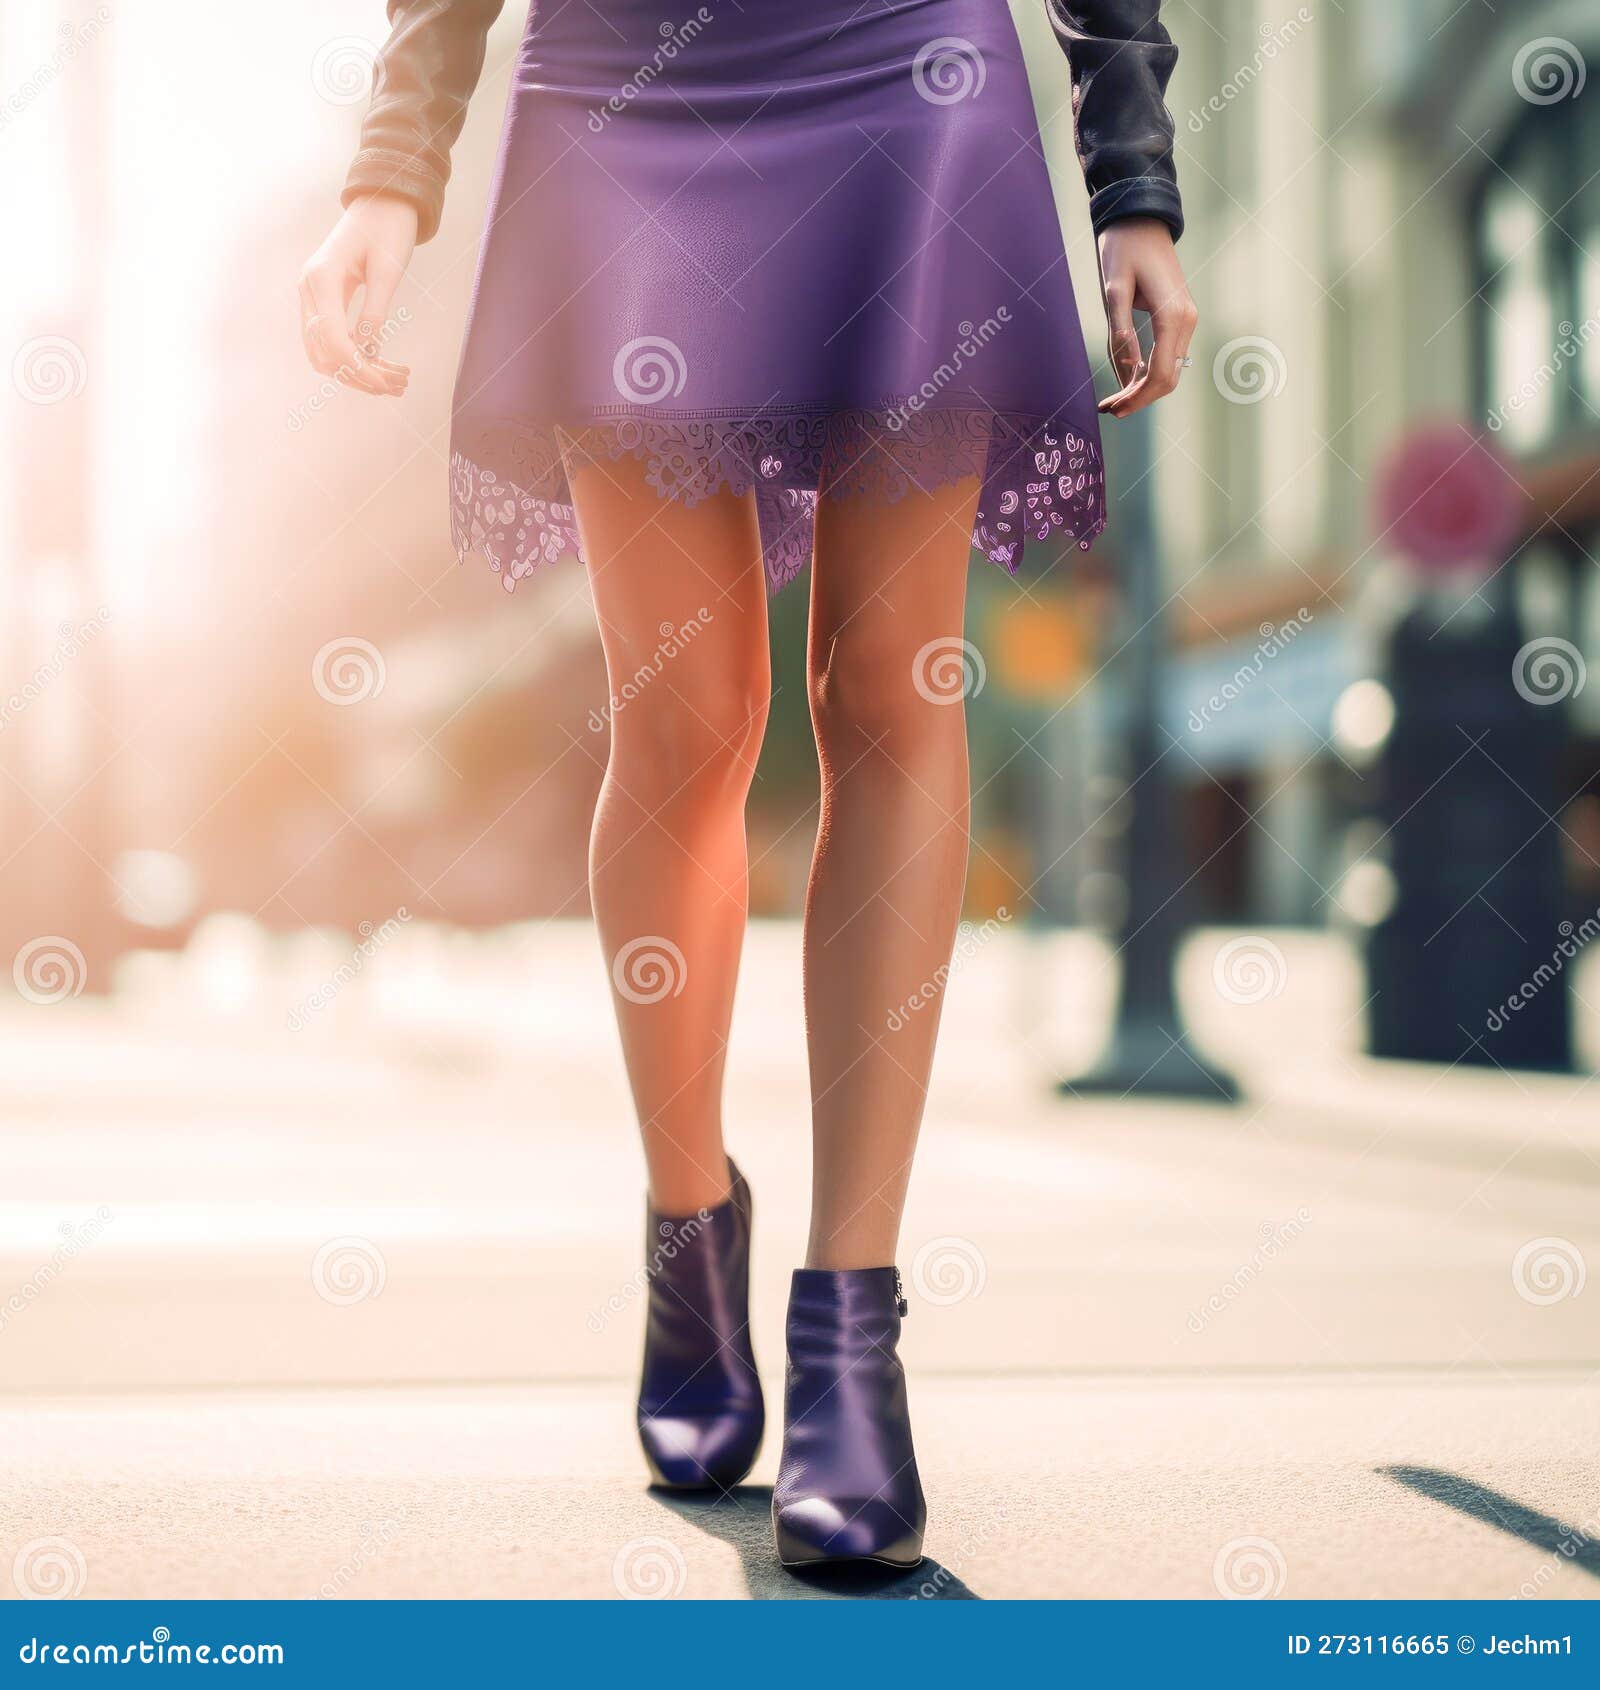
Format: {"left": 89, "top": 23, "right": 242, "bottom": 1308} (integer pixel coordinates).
{"left": 1095, "top": 218, "right": 1198, "bottom": 418}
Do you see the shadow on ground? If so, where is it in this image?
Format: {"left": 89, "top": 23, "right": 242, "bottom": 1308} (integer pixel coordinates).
{"left": 652, "top": 1486, "right": 982, "bottom": 1599}
{"left": 1381, "top": 1465, "right": 1600, "bottom": 1580}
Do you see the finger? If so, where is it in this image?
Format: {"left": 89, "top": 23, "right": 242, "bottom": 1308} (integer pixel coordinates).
{"left": 1101, "top": 272, "right": 1143, "bottom": 401}
{"left": 356, "top": 254, "right": 410, "bottom": 374}
{"left": 300, "top": 270, "right": 388, "bottom": 395}
{"left": 1106, "top": 297, "right": 1193, "bottom": 418}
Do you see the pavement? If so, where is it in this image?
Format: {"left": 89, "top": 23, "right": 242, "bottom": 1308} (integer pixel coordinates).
{"left": 2, "top": 921, "right": 1598, "bottom": 1601}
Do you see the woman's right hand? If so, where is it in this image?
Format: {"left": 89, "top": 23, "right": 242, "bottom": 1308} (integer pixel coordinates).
{"left": 298, "top": 194, "right": 419, "bottom": 397}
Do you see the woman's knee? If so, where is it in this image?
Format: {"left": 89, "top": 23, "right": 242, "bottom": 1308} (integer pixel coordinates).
{"left": 809, "top": 625, "right": 964, "bottom": 761}
{"left": 609, "top": 662, "right": 769, "bottom": 793}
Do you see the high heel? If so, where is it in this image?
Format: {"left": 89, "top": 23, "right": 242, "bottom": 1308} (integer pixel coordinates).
{"left": 772, "top": 1266, "right": 925, "bottom": 1569}
{"left": 636, "top": 1162, "right": 764, "bottom": 1490}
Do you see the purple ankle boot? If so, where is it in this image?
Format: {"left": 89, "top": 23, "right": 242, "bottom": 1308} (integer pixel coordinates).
{"left": 772, "top": 1267, "right": 926, "bottom": 1569}
{"left": 636, "top": 1163, "right": 764, "bottom": 1490}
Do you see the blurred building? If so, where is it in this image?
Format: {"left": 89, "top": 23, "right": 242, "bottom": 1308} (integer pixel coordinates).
{"left": 1143, "top": 0, "right": 1600, "bottom": 927}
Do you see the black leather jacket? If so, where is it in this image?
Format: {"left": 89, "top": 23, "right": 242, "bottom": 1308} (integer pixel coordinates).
{"left": 343, "top": 1, "right": 1183, "bottom": 244}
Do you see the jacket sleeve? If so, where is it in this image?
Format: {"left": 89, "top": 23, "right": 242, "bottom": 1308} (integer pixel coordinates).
{"left": 341, "top": 0, "right": 506, "bottom": 243}
{"left": 1044, "top": 1, "right": 1184, "bottom": 240}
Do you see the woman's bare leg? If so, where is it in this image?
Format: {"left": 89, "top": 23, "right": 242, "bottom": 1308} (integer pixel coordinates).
{"left": 802, "top": 473, "right": 982, "bottom": 1268}
{"left": 565, "top": 448, "right": 770, "bottom": 1216}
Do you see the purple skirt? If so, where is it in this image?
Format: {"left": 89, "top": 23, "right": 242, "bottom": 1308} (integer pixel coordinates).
{"left": 452, "top": 0, "right": 1105, "bottom": 594}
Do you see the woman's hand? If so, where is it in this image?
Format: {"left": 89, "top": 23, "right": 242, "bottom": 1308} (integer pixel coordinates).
{"left": 298, "top": 195, "right": 419, "bottom": 397}
{"left": 1095, "top": 217, "right": 1198, "bottom": 418}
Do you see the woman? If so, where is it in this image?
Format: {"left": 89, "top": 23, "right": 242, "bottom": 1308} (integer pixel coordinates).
{"left": 301, "top": 0, "right": 1194, "bottom": 1573}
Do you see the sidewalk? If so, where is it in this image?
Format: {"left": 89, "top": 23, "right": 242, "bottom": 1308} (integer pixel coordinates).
{"left": 2, "top": 921, "right": 1597, "bottom": 1599}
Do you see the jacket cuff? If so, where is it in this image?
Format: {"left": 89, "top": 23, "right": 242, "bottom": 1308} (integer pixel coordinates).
{"left": 342, "top": 148, "right": 447, "bottom": 244}
{"left": 1088, "top": 176, "right": 1184, "bottom": 243}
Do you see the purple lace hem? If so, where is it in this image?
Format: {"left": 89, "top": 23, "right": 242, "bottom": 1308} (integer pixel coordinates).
{"left": 449, "top": 409, "right": 1106, "bottom": 595}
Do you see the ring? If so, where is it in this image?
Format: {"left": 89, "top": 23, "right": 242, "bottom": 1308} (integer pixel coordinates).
{"left": 1179, "top": 356, "right": 1194, "bottom": 368}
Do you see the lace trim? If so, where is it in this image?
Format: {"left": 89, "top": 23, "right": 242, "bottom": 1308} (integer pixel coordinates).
{"left": 450, "top": 408, "right": 1105, "bottom": 595}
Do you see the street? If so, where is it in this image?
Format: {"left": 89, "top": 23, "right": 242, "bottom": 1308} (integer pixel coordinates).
{"left": 2, "top": 921, "right": 1597, "bottom": 1600}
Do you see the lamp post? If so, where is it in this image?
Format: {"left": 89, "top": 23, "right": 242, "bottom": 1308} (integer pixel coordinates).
{"left": 1061, "top": 406, "right": 1238, "bottom": 1101}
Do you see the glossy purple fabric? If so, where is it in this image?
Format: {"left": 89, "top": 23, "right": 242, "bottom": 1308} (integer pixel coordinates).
{"left": 452, "top": 0, "right": 1105, "bottom": 594}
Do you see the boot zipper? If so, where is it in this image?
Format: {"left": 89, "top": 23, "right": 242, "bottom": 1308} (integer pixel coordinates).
{"left": 893, "top": 1267, "right": 908, "bottom": 1317}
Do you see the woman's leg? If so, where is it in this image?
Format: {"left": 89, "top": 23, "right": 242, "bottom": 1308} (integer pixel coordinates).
{"left": 565, "top": 448, "right": 771, "bottom": 1217}
{"left": 802, "top": 472, "right": 982, "bottom": 1268}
